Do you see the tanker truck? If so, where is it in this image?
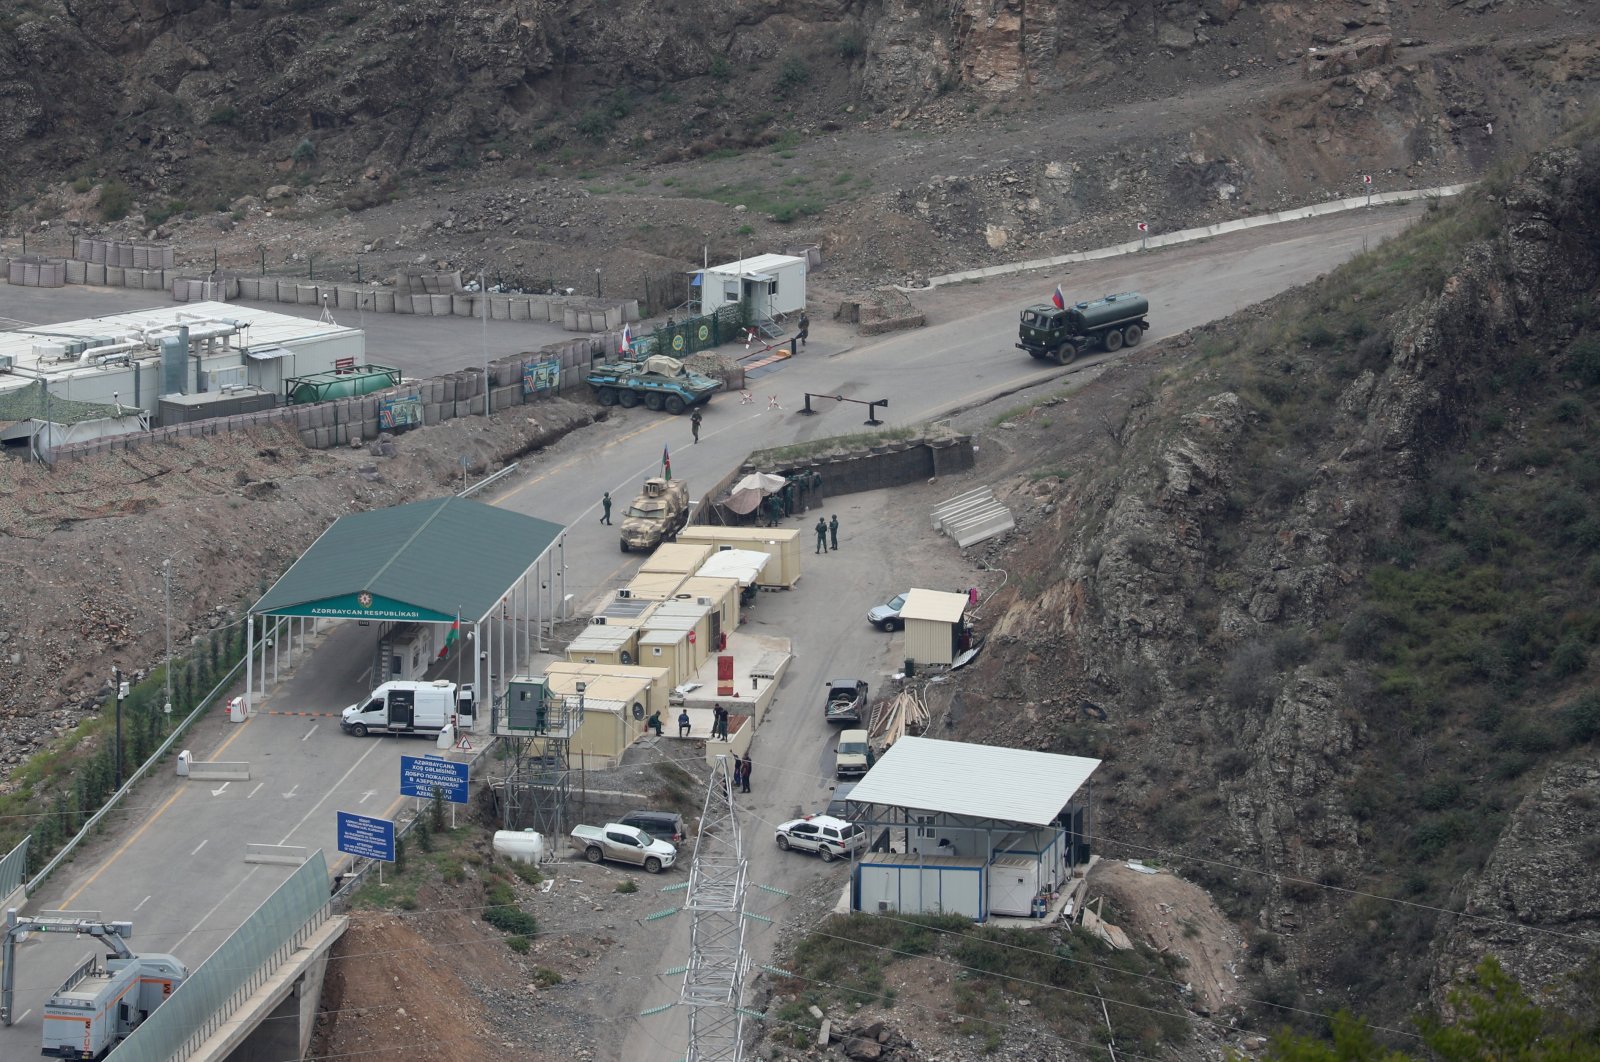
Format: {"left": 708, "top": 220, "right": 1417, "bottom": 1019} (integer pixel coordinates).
{"left": 1017, "top": 291, "right": 1149, "bottom": 365}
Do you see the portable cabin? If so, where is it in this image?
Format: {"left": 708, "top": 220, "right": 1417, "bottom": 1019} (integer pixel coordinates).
{"left": 539, "top": 672, "right": 654, "bottom": 768}
{"left": 636, "top": 628, "right": 691, "bottom": 687}
{"left": 695, "top": 253, "right": 808, "bottom": 320}
{"left": 694, "top": 548, "right": 772, "bottom": 591}
{"left": 676, "top": 527, "right": 801, "bottom": 588}
{"left": 640, "top": 542, "right": 714, "bottom": 576}
{"left": 565, "top": 624, "right": 640, "bottom": 667}
{"left": 591, "top": 590, "right": 658, "bottom": 629}
{"left": 625, "top": 570, "right": 689, "bottom": 601}
{"left": 646, "top": 599, "right": 716, "bottom": 670}
{"left": 544, "top": 661, "right": 673, "bottom": 720}
{"left": 899, "top": 588, "right": 970, "bottom": 667}
{"left": 673, "top": 576, "right": 741, "bottom": 638}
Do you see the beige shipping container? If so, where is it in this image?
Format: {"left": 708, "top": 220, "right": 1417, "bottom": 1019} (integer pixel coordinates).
{"left": 592, "top": 591, "right": 659, "bottom": 629}
{"left": 637, "top": 628, "right": 691, "bottom": 687}
{"left": 545, "top": 661, "right": 672, "bottom": 719}
{"left": 539, "top": 672, "right": 654, "bottom": 767}
{"left": 640, "top": 542, "right": 714, "bottom": 575}
{"left": 565, "top": 624, "right": 640, "bottom": 666}
{"left": 626, "top": 570, "right": 689, "bottom": 601}
{"left": 900, "top": 588, "right": 968, "bottom": 667}
{"left": 672, "top": 576, "right": 740, "bottom": 641}
{"left": 676, "top": 526, "right": 801, "bottom": 588}
{"left": 646, "top": 599, "right": 715, "bottom": 670}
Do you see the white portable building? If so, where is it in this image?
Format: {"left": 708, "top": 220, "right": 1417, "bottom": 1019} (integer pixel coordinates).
{"left": 695, "top": 254, "right": 807, "bottom": 320}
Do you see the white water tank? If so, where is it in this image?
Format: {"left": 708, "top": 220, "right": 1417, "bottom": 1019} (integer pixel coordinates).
{"left": 493, "top": 830, "right": 548, "bottom": 865}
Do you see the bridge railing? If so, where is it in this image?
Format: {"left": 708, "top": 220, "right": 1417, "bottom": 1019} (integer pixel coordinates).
{"left": 106, "top": 849, "right": 330, "bottom": 1062}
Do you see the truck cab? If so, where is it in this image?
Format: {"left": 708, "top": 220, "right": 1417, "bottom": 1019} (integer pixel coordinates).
{"left": 341, "top": 680, "right": 458, "bottom": 737}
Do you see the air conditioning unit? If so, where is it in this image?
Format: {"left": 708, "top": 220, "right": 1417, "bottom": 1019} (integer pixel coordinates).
{"left": 590, "top": 616, "right": 608, "bottom": 625}
{"left": 697, "top": 597, "right": 711, "bottom": 606}
{"left": 617, "top": 588, "right": 632, "bottom": 599}
{"left": 0, "top": 354, "right": 12, "bottom": 373}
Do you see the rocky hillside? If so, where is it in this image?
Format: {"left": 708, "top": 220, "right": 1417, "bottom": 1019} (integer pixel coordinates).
{"left": 956, "top": 125, "right": 1600, "bottom": 1026}
{"left": 4, "top": 2, "right": 1598, "bottom": 293}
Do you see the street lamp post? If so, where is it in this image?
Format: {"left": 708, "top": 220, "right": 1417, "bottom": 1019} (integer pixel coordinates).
{"left": 162, "top": 559, "right": 173, "bottom": 720}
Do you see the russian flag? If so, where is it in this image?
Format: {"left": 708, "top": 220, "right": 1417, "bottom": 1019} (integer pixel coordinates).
{"left": 1051, "top": 284, "right": 1066, "bottom": 310}
{"left": 620, "top": 323, "right": 632, "bottom": 354}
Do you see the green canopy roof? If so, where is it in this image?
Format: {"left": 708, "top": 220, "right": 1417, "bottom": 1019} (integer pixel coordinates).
{"left": 252, "top": 497, "right": 563, "bottom": 623}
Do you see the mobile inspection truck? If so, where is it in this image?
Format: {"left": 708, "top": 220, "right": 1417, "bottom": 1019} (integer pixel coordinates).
{"left": 1017, "top": 291, "right": 1149, "bottom": 365}
{"left": 341, "top": 679, "right": 458, "bottom": 737}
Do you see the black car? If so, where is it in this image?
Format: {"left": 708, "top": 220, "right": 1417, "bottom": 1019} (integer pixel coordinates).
{"left": 619, "top": 809, "right": 686, "bottom": 844}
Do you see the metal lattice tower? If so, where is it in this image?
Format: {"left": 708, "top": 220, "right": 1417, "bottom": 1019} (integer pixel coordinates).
{"left": 498, "top": 683, "right": 584, "bottom": 839}
{"left": 681, "top": 754, "right": 750, "bottom": 1062}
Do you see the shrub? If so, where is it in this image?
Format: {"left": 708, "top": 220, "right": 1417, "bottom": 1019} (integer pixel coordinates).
{"left": 575, "top": 109, "right": 612, "bottom": 140}
{"left": 1550, "top": 637, "right": 1587, "bottom": 678}
{"left": 1223, "top": 641, "right": 1277, "bottom": 709}
{"left": 615, "top": 878, "right": 638, "bottom": 894}
{"left": 98, "top": 180, "right": 132, "bottom": 221}
{"left": 709, "top": 55, "right": 731, "bottom": 81}
{"left": 775, "top": 58, "right": 810, "bottom": 97}
{"left": 1560, "top": 692, "right": 1600, "bottom": 743}
{"left": 291, "top": 137, "right": 316, "bottom": 164}
{"left": 71, "top": 175, "right": 92, "bottom": 194}
{"left": 506, "top": 935, "right": 531, "bottom": 953}
{"left": 835, "top": 31, "right": 865, "bottom": 59}
{"left": 208, "top": 106, "right": 239, "bottom": 126}
{"left": 485, "top": 905, "right": 537, "bottom": 936}
{"left": 1565, "top": 335, "right": 1600, "bottom": 387}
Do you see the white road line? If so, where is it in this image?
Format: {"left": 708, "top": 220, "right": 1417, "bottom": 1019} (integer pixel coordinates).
{"left": 16, "top": 1009, "right": 30, "bottom": 1023}
{"left": 173, "top": 738, "right": 389, "bottom": 955}
{"left": 282, "top": 784, "right": 299, "bottom": 799}
{"left": 133, "top": 895, "right": 151, "bottom": 911}
{"left": 247, "top": 782, "right": 264, "bottom": 799}
{"left": 358, "top": 789, "right": 375, "bottom": 804}
{"left": 190, "top": 839, "right": 207, "bottom": 857}
{"left": 210, "top": 782, "right": 230, "bottom": 797}
{"left": 300, "top": 724, "right": 318, "bottom": 741}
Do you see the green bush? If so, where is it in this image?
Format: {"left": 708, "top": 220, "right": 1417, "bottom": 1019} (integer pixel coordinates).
{"left": 71, "top": 175, "right": 92, "bottom": 194}
{"left": 575, "top": 109, "right": 612, "bottom": 140}
{"left": 709, "top": 55, "right": 731, "bottom": 81}
{"left": 98, "top": 180, "right": 132, "bottom": 221}
{"left": 484, "top": 902, "right": 537, "bottom": 936}
{"left": 775, "top": 58, "right": 810, "bottom": 98}
{"left": 506, "top": 934, "right": 531, "bottom": 953}
{"left": 1565, "top": 335, "right": 1600, "bottom": 386}
{"left": 1561, "top": 692, "right": 1600, "bottom": 743}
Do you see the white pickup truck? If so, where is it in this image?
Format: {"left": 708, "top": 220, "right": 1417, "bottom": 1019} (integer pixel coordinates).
{"left": 571, "top": 823, "right": 677, "bottom": 873}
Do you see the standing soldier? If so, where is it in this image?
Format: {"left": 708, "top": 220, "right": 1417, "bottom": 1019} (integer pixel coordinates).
{"left": 600, "top": 491, "right": 612, "bottom": 525}
{"left": 691, "top": 409, "right": 703, "bottom": 444}
{"left": 829, "top": 514, "right": 840, "bottom": 551}
{"left": 815, "top": 516, "right": 828, "bottom": 554}
{"left": 796, "top": 312, "right": 810, "bottom": 350}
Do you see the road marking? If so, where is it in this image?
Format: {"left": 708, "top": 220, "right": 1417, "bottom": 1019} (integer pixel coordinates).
{"left": 247, "top": 782, "right": 264, "bottom": 799}
{"left": 16, "top": 1008, "right": 30, "bottom": 1023}
{"left": 300, "top": 724, "right": 318, "bottom": 741}
{"left": 59, "top": 788, "right": 186, "bottom": 908}
{"left": 358, "top": 789, "right": 375, "bottom": 804}
{"left": 173, "top": 738, "right": 391, "bottom": 954}
{"left": 191, "top": 839, "right": 207, "bottom": 857}
{"left": 133, "top": 895, "right": 151, "bottom": 911}
{"left": 282, "top": 784, "right": 299, "bottom": 799}
{"left": 211, "top": 782, "right": 231, "bottom": 797}
{"left": 492, "top": 417, "right": 667, "bottom": 507}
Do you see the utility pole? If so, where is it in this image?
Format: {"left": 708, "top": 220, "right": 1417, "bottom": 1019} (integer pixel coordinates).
{"left": 162, "top": 559, "right": 173, "bottom": 720}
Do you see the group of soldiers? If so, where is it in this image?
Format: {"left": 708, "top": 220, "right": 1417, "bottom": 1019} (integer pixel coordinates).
{"left": 814, "top": 515, "right": 839, "bottom": 554}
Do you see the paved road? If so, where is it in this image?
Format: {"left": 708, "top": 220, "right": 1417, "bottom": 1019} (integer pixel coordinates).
{"left": 0, "top": 203, "right": 1424, "bottom": 1059}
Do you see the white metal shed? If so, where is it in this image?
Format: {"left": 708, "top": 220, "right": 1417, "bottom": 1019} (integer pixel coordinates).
{"left": 900, "top": 588, "right": 969, "bottom": 667}
{"left": 695, "top": 254, "right": 807, "bottom": 320}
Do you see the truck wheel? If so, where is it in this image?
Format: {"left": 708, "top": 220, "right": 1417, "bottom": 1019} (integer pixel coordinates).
{"left": 618, "top": 390, "right": 639, "bottom": 408}
{"left": 776, "top": 835, "right": 791, "bottom": 851}
{"left": 1122, "top": 324, "right": 1143, "bottom": 347}
{"left": 819, "top": 846, "right": 837, "bottom": 863}
{"left": 644, "top": 392, "right": 664, "bottom": 412}
{"left": 585, "top": 845, "right": 604, "bottom": 864}
{"left": 596, "top": 387, "right": 619, "bottom": 406}
{"left": 619, "top": 540, "right": 630, "bottom": 553}
{"left": 1052, "top": 346, "right": 1074, "bottom": 366}
{"left": 349, "top": 723, "right": 368, "bottom": 737}
{"left": 664, "top": 395, "right": 686, "bottom": 415}
{"left": 1104, "top": 329, "right": 1124, "bottom": 352}
{"left": 644, "top": 857, "right": 663, "bottom": 874}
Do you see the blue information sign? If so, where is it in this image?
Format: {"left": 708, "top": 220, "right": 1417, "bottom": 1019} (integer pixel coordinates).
{"left": 337, "top": 811, "right": 396, "bottom": 862}
{"left": 400, "top": 754, "right": 469, "bottom": 805}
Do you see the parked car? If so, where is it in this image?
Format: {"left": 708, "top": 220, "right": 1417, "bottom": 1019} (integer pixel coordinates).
{"left": 570, "top": 823, "right": 677, "bottom": 873}
{"left": 866, "top": 593, "right": 909, "bottom": 632}
{"left": 826, "top": 782, "right": 857, "bottom": 820}
{"left": 774, "top": 815, "right": 867, "bottom": 862}
{"left": 619, "top": 809, "right": 687, "bottom": 844}
{"left": 836, "top": 729, "right": 871, "bottom": 778}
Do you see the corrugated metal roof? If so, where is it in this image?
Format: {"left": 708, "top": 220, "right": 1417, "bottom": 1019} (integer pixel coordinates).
{"left": 847, "top": 737, "right": 1099, "bottom": 826}
{"left": 900, "top": 588, "right": 968, "bottom": 624}
{"left": 251, "top": 497, "right": 563, "bottom": 622}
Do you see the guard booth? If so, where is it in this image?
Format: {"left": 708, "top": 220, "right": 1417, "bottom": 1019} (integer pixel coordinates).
{"left": 695, "top": 254, "right": 808, "bottom": 322}
{"left": 899, "top": 589, "right": 970, "bottom": 667}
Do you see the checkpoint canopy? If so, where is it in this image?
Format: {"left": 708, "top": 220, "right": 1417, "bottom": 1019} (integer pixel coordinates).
{"left": 247, "top": 496, "right": 566, "bottom": 713}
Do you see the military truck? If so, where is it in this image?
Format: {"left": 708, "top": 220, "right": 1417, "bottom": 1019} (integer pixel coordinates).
{"left": 586, "top": 354, "right": 722, "bottom": 414}
{"left": 620, "top": 477, "right": 690, "bottom": 552}
{"left": 1016, "top": 291, "right": 1149, "bottom": 365}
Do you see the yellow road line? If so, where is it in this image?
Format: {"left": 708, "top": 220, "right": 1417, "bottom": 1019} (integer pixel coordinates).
{"left": 61, "top": 788, "right": 185, "bottom": 908}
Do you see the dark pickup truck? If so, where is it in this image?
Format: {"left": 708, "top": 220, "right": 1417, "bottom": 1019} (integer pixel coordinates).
{"left": 824, "top": 679, "right": 868, "bottom": 725}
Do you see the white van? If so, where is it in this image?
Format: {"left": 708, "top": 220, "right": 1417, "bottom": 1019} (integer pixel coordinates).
{"left": 341, "top": 680, "right": 457, "bottom": 737}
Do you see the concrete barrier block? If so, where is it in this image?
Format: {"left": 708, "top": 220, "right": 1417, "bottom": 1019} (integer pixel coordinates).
{"left": 454, "top": 399, "right": 475, "bottom": 418}
{"left": 424, "top": 403, "right": 441, "bottom": 425}
{"left": 430, "top": 294, "right": 451, "bottom": 315}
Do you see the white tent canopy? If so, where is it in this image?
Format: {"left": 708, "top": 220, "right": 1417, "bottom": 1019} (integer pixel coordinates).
{"left": 724, "top": 472, "right": 787, "bottom": 515}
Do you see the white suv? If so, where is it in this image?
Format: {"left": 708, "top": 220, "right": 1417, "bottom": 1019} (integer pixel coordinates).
{"left": 775, "top": 815, "right": 867, "bottom": 862}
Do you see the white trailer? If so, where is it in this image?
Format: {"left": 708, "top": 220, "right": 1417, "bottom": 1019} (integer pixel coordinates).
{"left": 695, "top": 253, "right": 808, "bottom": 321}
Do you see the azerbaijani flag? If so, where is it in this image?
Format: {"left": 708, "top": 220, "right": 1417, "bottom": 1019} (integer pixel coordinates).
{"left": 662, "top": 445, "right": 672, "bottom": 481}
{"left": 1051, "top": 284, "right": 1066, "bottom": 310}
{"left": 438, "top": 613, "right": 460, "bottom": 659}
{"left": 620, "top": 323, "right": 632, "bottom": 354}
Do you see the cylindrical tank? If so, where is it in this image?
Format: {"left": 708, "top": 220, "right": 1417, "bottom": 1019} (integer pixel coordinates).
{"left": 493, "top": 829, "right": 549, "bottom": 865}
{"left": 1067, "top": 292, "right": 1148, "bottom": 331}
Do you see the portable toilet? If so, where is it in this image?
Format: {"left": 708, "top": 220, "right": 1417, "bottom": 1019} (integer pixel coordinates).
{"left": 636, "top": 628, "right": 690, "bottom": 687}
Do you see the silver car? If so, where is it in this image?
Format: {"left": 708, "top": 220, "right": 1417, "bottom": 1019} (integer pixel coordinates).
{"left": 866, "top": 592, "right": 908, "bottom": 632}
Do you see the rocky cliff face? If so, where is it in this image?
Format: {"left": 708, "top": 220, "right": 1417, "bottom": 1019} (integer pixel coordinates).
{"left": 961, "top": 135, "right": 1600, "bottom": 1019}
